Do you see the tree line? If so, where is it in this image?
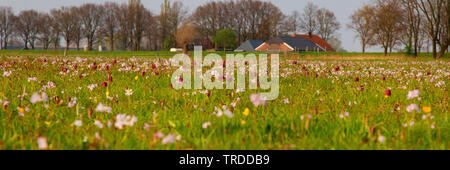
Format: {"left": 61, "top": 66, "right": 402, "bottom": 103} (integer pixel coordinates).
{"left": 0, "top": 0, "right": 342, "bottom": 53}
{"left": 348, "top": 0, "right": 449, "bottom": 58}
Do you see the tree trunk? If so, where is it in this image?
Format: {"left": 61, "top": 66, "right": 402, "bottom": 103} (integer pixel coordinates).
{"left": 362, "top": 43, "right": 366, "bottom": 54}
{"left": 384, "top": 46, "right": 388, "bottom": 56}
{"left": 432, "top": 38, "right": 437, "bottom": 59}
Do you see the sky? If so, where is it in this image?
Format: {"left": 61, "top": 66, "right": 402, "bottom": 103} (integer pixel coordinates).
{"left": 0, "top": 0, "right": 381, "bottom": 52}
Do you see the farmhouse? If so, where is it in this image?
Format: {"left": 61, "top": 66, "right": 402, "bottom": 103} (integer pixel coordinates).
{"left": 240, "top": 33, "right": 335, "bottom": 52}
{"left": 255, "top": 36, "right": 322, "bottom": 52}
{"left": 291, "top": 34, "right": 335, "bottom": 52}
{"left": 234, "top": 40, "right": 264, "bottom": 52}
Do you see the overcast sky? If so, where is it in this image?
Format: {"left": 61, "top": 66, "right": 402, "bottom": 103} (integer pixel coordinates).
{"left": 0, "top": 0, "right": 381, "bottom": 52}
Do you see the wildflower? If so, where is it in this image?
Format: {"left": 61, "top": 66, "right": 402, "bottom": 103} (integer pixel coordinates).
{"left": 241, "top": 120, "right": 247, "bottom": 125}
{"left": 378, "top": 135, "right": 385, "bottom": 144}
{"left": 406, "top": 104, "right": 420, "bottom": 113}
{"left": 250, "top": 93, "right": 266, "bottom": 107}
{"left": 407, "top": 90, "right": 420, "bottom": 100}
{"left": 202, "top": 122, "right": 211, "bottom": 129}
{"left": 224, "top": 108, "right": 233, "bottom": 118}
{"left": 94, "top": 120, "right": 103, "bottom": 129}
{"left": 95, "top": 103, "right": 112, "bottom": 113}
{"left": 125, "top": 89, "right": 134, "bottom": 96}
{"left": 73, "top": 120, "right": 82, "bottom": 127}
{"left": 37, "top": 137, "right": 48, "bottom": 150}
{"left": 114, "top": 114, "right": 138, "bottom": 129}
{"left": 30, "top": 92, "right": 48, "bottom": 104}
{"left": 87, "top": 84, "right": 98, "bottom": 91}
{"left": 162, "top": 134, "right": 175, "bottom": 145}
{"left": 430, "top": 124, "right": 435, "bottom": 129}
{"left": 135, "top": 75, "right": 139, "bottom": 80}
{"left": 101, "top": 82, "right": 108, "bottom": 87}
{"left": 17, "top": 107, "right": 27, "bottom": 116}
{"left": 68, "top": 97, "right": 77, "bottom": 108}
{"left": 422, "top": 106, "right": 431, "bottom": 113}
{"left": 384, "top": 90, "right": 391, "bottom": 97}
{"left": 243, "top": 108, "right": 250, "bottom": 117}
{"left": 283, "top": 98, "right": 290, "bottom": 104}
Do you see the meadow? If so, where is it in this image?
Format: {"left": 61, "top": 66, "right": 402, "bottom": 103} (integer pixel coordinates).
{"left": 0, "top": 50, "right": 448, "bottom": 150}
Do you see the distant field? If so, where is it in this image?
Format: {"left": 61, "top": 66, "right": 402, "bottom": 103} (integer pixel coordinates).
{"left": 0, "top": 49, "right": 448, "bottom": 59}
{"left": 0, "top": 50, "right": 449, "bottom": 150}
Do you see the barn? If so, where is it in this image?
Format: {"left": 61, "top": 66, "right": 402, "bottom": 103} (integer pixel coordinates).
{"left": 234, "top": 40, "right": 264, "bottom": 52}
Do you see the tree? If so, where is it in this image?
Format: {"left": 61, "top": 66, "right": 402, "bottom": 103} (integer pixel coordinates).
{"left": 299, "top": 2, "right": 319, "bottom": 34}
{"left": 79, "top": 3, "right": 104, "bottom": 51}
{"left": 0, "top": 7, "right": 15, "bottom": 50}
{"left": 38, "top": 13, "right": 53, "bottom": 50}
{"left": 163, "top": 36, "right": 176, "bottom": 50}
{"left": 401, "top": 0, "right": 422, "bottom": 56}
{"left": 316, "top": 8, "right": 340, "bottom": 41}
{"left": 16, "top": 10, "right": 40, "bottom": 49}
{"left": 348, "top": 5, "right": 376, "bottom": 53}
{"left": 372, "top": 0, "right": 405, "bottom": 56}
{"left": 52, "top": 7, "right": 76, "bottom": 53}
{"left": 415, "top": 0, "right": 446, "bottom": 58}
{"left": 175, "top": 22, "right": 198, "bottom": 53}
{"left": 101, "top": 2, "right": 119, "bottom": 51}
{"left": 70, "top": 6, "right": 82, "bottom": 50}
{"left": 212, "top": 29, "right": 237, "bottom": 51}
{"left": 160, "top": 0, "right": 188, "bottom": 48}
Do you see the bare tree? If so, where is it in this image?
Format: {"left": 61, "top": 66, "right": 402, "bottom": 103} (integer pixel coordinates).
{"left": 38, "top": 13, "right": 53, "bottom": 50}
{"left": 101, "top": 2, "right": 119, "bottom": 51}
{"left": 299, "top": 2, "right": 319, "bottom": 34}
{"left": 401, "top": 0, "right": 423, "bottom": 56}
{"left": 316, "top": 8, "right": 340, "bottom": 41}
{"left": 15, "top": 10, "right": 40, "bottom": 49}
{"left": 79, "top": 3, "right": 104, "bottom": 51}
{"left": 372, "top": 0, "right": 405, "bottom": 56}
{"left": 52, "top": 7, "right": 76, "bottom": 53}
{"left": 348, "top": 5, "right": 376, "bottom": 53}
{"left": 0, "top": 7, "right": 15, "bottom": 50}
{"left": 415, "top": 0, "right": 446, "bottom": 58}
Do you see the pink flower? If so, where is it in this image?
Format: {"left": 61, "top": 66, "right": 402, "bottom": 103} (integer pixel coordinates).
{"left": 250, "top": 93, "right": 266, "bottom": 107}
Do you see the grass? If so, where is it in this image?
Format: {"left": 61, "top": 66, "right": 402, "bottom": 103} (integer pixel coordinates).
{"left": 0, "top": 50, "right": 448, "bottom": 150}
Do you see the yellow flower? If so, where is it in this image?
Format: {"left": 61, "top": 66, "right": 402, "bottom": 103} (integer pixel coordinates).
{"left": 289, "top": 84, "right": 292, "bottom": 87}
{"left": 243, "top": 108, "right": 250, "bottom": 117}
{"left": 45, "top": 121, "right": 51, "bottom": 126}
{"left": 241, "top": 120, "right": 246, "bottom": 125}
{"left": 336, "top": 99, "right": 340, "bottom": 103}
{"left": 384, "top": 95, "right": 389, "bottom": 99}
{"left": 18, "top": 107, "right": 25, "bottom": 113}
{"left": 135, "top": 76, "right": 139, "bottom": 80}
{"left": 422, "top": 106, "right": 431, "bottom": 113}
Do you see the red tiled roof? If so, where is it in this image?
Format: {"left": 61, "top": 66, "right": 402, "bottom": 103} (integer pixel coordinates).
{"left": 291, "top": 34, "right": 335, "bottom": 52}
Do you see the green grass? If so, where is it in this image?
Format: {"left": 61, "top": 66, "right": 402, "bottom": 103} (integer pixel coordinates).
{"left": 0, "top": 51, "right": 448, "bottom": 150}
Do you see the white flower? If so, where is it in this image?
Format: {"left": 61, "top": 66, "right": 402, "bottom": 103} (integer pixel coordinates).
{"left": 87, "top": 84, "right": 98, "bottom": 91}
{"left": 407, "top": 90, "right": 420, "bottom": 100}
{"left": 250, "top": 93, "right": 266, "bottom": 107}
{"left": 37, "top": 137, "right": 48, "bottom": 149}
{"left": 378, "top": 135, "right": 385, "bottom": 144}
{"left": 406, "top": 103, "right": 420, "bottom": 113}
{"left": 28, "top": 77, "right": 38, "bottom": 82}
{"left": 125, "top": 89, "right": 134, "bottom": 96}
{"left": 3, "top": 71, "right": 12, "bottom": 77}
{"left": 95, "top": 103, "right": 112, "bottom": 113}
{"left": 114, "top": 114, "right": 138, "bottom": 129}
{"left": 202, "top": 122, "right": 212, "bottom": 129}
{"left": 73, "top": 120, "right": 82, "bottom": 127}
{"left": 284, "top": 98, "right": 290, "bottom": 104}
{"left": 68, "top": 97, "right": 77, "bottom": 108}
{"left": 162, "top": 134, "right": 175, "bottom": 145}
{"left": 94, "top": 120, "right": 103, "bottom": 129}
{"left": 30, "top": 92, "right": 48, "bottom": 104}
